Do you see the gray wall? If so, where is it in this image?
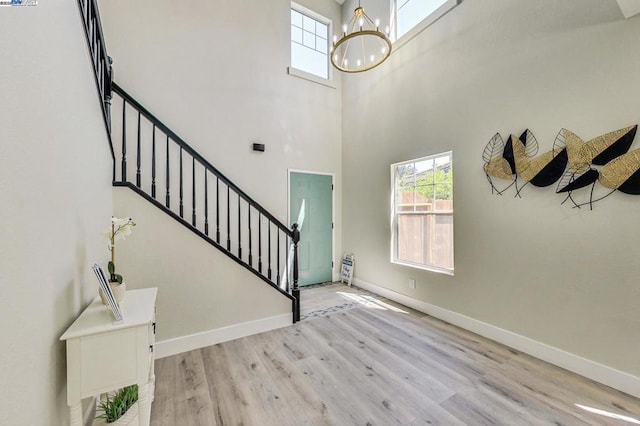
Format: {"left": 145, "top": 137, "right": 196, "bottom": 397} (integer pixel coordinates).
{"left": 342, "top": 0, "right": 640, "bottom": 377}
{"left": 0, "top": 0, "right": 114, "bottom": 423}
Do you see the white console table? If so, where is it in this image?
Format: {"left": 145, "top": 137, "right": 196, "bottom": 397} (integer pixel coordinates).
{"left": 60, "top": 288, "right": 158, "bottom": 426}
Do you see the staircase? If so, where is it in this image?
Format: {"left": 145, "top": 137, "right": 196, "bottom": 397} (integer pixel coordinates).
{"left": 77, "top": 0, "right": 301, "bottom": 322}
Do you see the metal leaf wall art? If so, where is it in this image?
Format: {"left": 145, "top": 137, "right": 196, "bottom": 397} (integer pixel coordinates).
{"left": 482, "top": 125, "right": 639, "bottom": 209}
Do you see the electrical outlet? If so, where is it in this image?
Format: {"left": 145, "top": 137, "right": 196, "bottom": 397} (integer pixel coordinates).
{"left": 408, "top": 278, "right": 416, "bottom": 289}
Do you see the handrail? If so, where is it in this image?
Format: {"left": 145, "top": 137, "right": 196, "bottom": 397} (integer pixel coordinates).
{"left": 110, "top": 83, "right": 300, "bottom": 321}
{"left": 76, "top": 0, "right": 115, "bottom": 178}
{"left": 74, "top": 0, "right": 300, "bottom": 321}
{"left": 115, "top": 181, "right": 296, "bottom": 302}
{"left": 112, "top": 82, "right": 291, "bottom": 237}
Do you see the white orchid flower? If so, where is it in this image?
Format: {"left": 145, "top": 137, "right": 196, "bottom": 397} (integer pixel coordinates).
{"left": 111, "top": 217, "right": 136, "bottom": 242}
{"left": 107, "top": 217, "right": 136, "bottom": 284}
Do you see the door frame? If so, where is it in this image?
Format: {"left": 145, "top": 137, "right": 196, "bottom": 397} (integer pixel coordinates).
{"left": 288, "top": 169, "right": 337, "bottom": 283}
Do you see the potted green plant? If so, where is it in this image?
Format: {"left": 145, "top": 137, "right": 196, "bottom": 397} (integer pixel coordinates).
{"left": 100, "top": 217, "right": 136, "bottom": 304}
{"left": 95, "top": 385, "right": 138, "bottom": 425}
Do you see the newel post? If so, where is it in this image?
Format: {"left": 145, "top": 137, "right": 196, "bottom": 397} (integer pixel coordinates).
{"left": 292, "top": 223, "right": 300, "bottom": 323}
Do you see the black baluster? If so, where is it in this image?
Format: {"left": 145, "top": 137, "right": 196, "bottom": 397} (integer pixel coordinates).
{"left": 192, "top": 158, "right": 196, "bottom": 226}
{"left": 121, "top": 100, "right": 127, "bottom": 182}
{"left": 248, "top": 205, "right": 252, "bottom": 267}
{"left": 258, "top": 213, "right": 262, "bottom": 273}
{"left": 268, "top": 223, "right": 272, "bottom": 280}
{"left": 105, "top": 57, "right": 112, "bottom": 137}
{"left": 227, "top": 186, "right": 231, "bottom": 251}
{"left": 292, "top": 223, "right": 300, "bottom": 322}
{"left": 136, "top": 111, "right": 141, "bottom": 187}
{"left": 165, "top": 136, "right": 170, "bottom": 208}
{"left": 285, "top": 234, "right": 290, "bottom": 293}
{"left": 277, "top": 230, "right": 281, "bottom": 286}
{"left": 179, "top": 147, "right": 184, "bottom": 218}
{"left": 204, "top": 172, "right": 209, "bottom": 236}
{"left": 216, "top": 178, "right": 220, "bottom": 243}
{"left": 238, "top": 194, "right": 242, "bottom": 259}
{"left": 85, "top": 0, "right": 90, "bottom": 28}
{"left": 151, "top": 125, "right": 156, "bottom": 198}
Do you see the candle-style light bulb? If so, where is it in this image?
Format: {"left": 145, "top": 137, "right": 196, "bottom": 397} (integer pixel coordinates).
{"left": 357, "top": 59, "right": 361, "bottom": 67}
{"left": 375, "top": 18, "right": 380, "bottom": 29}
{"left": 385, "top": 25, "right": 390, "bottom": 36}
{"left": 343, "top": 58, "right": 348, "bottom": 66}
{"left": 333, "top": 35, "right": 338, "bottom": 43}
{"left": 343, "top": 24, "right": 348, "bottom": 33}
{"left": 359, "top": 18, "right": 364, "bottom": 28}
{"left": 370, "top": 54, "right": 375, "bottom": 63}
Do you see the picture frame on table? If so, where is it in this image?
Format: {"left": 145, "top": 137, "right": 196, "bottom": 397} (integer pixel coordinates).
{"left": 92, "top": 263, "right": 123, "bottom": 322}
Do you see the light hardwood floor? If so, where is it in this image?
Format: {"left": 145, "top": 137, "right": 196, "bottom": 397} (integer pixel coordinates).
{"left": 151, "top": 283, "right": 640, "bottom": 425}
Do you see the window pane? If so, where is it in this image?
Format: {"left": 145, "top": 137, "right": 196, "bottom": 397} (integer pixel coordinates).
{"left": 291, "top": 42, "right": 328, "bottom": 79}
{"left": 291, "top": 10, "right": 303, "bottom": 28}
{"left": 396, "top": 0, "right": 449, "bottom": 39}
{"left": 435, "top": 184, "right": 453, "bottom": 210}
{"left": 316, "top": 36, "right": 327, "bottom": 53}
{"left": 397, "top": 213, "right": 453, "bottom": 269}
{"left": 302, "top": 15, "right": 316, "bottom": 32}
{"left": 395, "top": 163, "right": 415, "bottom": 187}
{"left": 415, "top": 158, "right": 434, "bottom": 185}
{"left": 303, "top": 30, "right": 315, "bottom": 48}
{"left": 316, "top": 21, "right": 328, "bottom": 38}
{"left": 291, "top": 26, "right": 303, "bottom": 44}
{"left": 415, "top": 185, "right": 434, "bottom": 211}
{"left": 396, "top": 186, "right": 415, "bottom": 212}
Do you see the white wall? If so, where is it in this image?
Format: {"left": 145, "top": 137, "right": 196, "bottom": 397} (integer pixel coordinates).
{"left": 97, "top": 0, "right": 343, "bottom": 343}
{"left": 0, "top": 1, "right": 114, "bottom": 424}
{"left": 113, "top": 186, "right": 292, "bottom": 344}
{"left": 98, "top": 0, "right": 343, "bottom": 269}
{"left": 342, "top": 0, "right": 640, "bottom": 380}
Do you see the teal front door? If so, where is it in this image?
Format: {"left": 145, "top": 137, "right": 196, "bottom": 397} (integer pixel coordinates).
{"left": 290, "top": 172, "right": 333, "bottom": 286}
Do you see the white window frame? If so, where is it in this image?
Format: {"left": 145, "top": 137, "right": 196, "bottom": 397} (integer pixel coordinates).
{"left": 390, "top": 151, "right": 454, "bottom": 275}
{"left": 289, "top": 2, "right": 334, "bottom": 86}
{"left": 391, "top": 0, "right": 461, "bottom": 50}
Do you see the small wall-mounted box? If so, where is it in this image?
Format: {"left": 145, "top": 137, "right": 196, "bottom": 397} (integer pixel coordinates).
{"left": 252, "top": 143, "right": 265, "bottom": 152}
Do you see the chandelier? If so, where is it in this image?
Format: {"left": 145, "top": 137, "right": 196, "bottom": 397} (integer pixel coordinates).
{"left": 331, "top": 1, "right": 392, "bottom": 73}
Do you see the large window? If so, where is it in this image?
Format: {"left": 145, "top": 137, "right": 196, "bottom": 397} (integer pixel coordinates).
{"left": 290, "top": 3, "right": 330, "bottom": 80}
{"left": 391, "top": 152, "right": 453, "bottom": 274}
{"left": 394, "top": 0, "right": 458, "bottom": 42}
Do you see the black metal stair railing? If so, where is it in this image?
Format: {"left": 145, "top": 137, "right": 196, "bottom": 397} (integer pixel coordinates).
{"left": 76, "top": 0, "right": 300, "bottom": 322}
{"left": 76, "top": 0, "right": 115, "bottom": 175}
{"left": 110, "top": 83, "right": 301, "bottom": 322}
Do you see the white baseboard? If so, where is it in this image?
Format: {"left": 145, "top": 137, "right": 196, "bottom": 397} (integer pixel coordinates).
{"left": 154, "top": 313, "right": 292, "bottom": 359}
{"left": 353, "top": 277, "right": 640, "bottom": 398}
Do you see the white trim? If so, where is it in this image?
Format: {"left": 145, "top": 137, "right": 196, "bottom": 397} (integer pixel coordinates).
{"left": 154, "top": 313, "right": 292, "bottom": 359}
{"left": 353, "top": 277, "right": 640, "bottom": 399}
{"left": 290, "top": 2, "right": 334, "bottom": 83}
{"left": 288, "top": 169, "right": 337, "bottom": 283}
{"left": 287, "top": 66, "right": 336, "bottom": 89}
{"left": 392, "top": 0, "right": 461, "bottom": 52}
{"left": 390, "top": 151, "right": 454, "bottom": 275}
{"left": 392, "top": 258, "right": 454, "bottom": 275}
